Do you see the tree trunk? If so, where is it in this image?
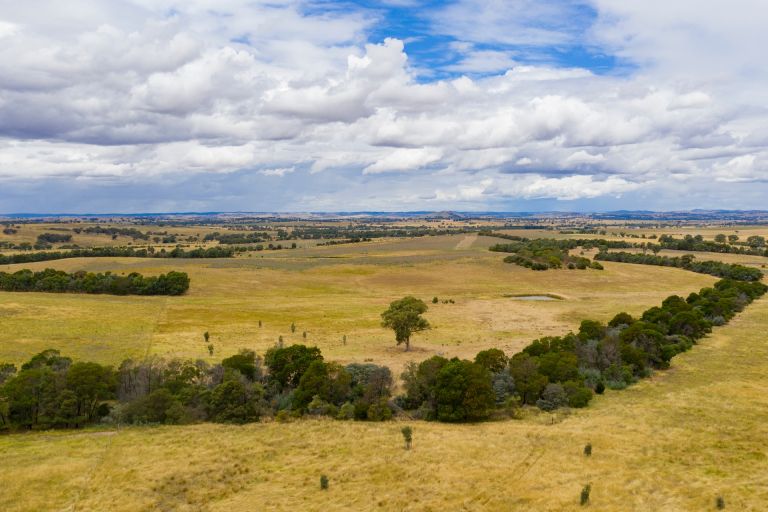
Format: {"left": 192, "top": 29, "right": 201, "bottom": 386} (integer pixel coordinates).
{"left": 405, "top": 338, "right": 410, "bottom": 351}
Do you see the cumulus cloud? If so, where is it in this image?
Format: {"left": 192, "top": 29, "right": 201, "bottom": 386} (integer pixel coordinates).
{"left": 0, "top": 0, "right": 767, "bottom": 212}
{"left": 260, "top": 167, "right": 296, "bottom": 177}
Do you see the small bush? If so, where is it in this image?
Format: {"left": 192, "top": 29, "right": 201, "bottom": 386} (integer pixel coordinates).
{"left": 595, "top": 381, "right": 605, "bottom": 395}
{"left": 337, "top": 402, "right": 355, "bottom": 420}
{"left": 716, "top": 496, "right": 725, "bottom": 509}
{"left": 401, "top": 425, "right": 413, "bottom": 449}
{"left": 275, "top": 410, "right": 293, "bottom": 423}
{"left": 367, "top": 398, "right": 393, "bottom": 421}
{"left": 584, "top": 443, "right": 592, "bottom": 456}
{"left": 432, "top": 296, "right": 438, "bottom": 304}
{"left": 580, "top": 484, "right": 591, "bottom": 506}
{"left": 320, "top": 475, "right": 329, "bottom": 490}
{"left": 536, "top": 383, "right": 568, "bottom": 411}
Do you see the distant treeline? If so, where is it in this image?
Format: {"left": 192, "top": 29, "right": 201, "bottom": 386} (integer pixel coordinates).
{"left": 595, "top": 251, "right": 764, "bottom": 281}
{"left": 77, "top": 226, "right": 150, "bottom": 240}
{"left": 36, "top": 233, "right": 72, "bottom": 244}
{"left": 488, "top": 236, "right": 634, "bottom": 251}
{"left": 647, "top": 234, "right": 768, "bottom": 256}
{"left": 290, "top": 227, "right": 470, "bottom": 240}
{"left": 0, "top": 269, "right": 190, "bottom": 295}
{"left": 317, "top": 237, "right": 373, "bottom": 246}
{"left": 488, "top": 238, "right": 630, "bottom": 271}
{"left": 204, "top": 232, "right": 271, "bottom": 244}
{"left": 0, "top": 246, "right": 236, "bottom": 265}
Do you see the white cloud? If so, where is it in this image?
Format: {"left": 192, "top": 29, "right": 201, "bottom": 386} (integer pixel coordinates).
{"left": 363, "top": 148, "right": 443, "bottom": 174}
{"left": 444, "top": 49, "right": 517, "bottom": 74}
{"left": 259, "top": 167, "right": 296, "bottom": 177}
{"left": 513, "top": 175, "right": 641, "bottom": 200}
{"left": 1, "top": 0, "right": 768, "bottom": 211}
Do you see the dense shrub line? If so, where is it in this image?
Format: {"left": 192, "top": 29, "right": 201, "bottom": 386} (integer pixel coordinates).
{"left": 488, "top": 235, "right": 633, "bottom": 251}
{"left": 78, "top": 226, "right": 150, "bottom": 240}
{"left": 0, "top": 346, "right": 394, "bottom": 430}
{"left": 647, "top": 234, "right": 768, "bottom": 256}
{"left": 594, "top": 251, "right": 764, "bottom": 281}
{"left": 203, "top": 232, "right": 271, "bottom": 244}
{"left": 0, "top": 268, "right": 190, "bottom": 295}
{"left": 36, "top": 233, "right": 72, "bottom": 244}
{"left": 0, "top": 246, "right": 236, "bottom": 265}
{"left": 394, "top": 278, "right": 765, "bottom": 420}
{"left": 489, "top": 239, "right": 610, "bottom": 270}
{"left": 317, "top": 237, "right": 373, "bottom": 246}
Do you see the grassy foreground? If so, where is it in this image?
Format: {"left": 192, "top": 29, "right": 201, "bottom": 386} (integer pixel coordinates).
{"left": 2, "top": 294, "right": 768, "bottom": 511}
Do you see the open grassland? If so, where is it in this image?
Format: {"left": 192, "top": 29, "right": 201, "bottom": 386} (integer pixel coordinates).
{"left": 0, "top": 235, "right": 715, "bottom": 375}
{"left": 2, "top": 294, "right": 768, "bottom": 511}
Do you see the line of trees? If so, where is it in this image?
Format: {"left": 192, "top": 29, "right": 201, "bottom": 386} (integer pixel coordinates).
{"left": 36, "top": 233, "right": 72, "bottom": 244}
{"left": 489, "top": 239, "right": 606, "bottom": 270}
{"left": 78, "top": 226, "right": 150, "bottom": 240}
{"left": 595, "top": 251, "right": 764, "bottom": 281}
{"left": 0, "top": 246, "right": 236, "bottom": 265}
{"left": 646, "top": 234, "right": 768, "bottom": 256}
{"left": 0, "top": 269, "right": 190, "bottom": 295}
{"left": 203, "top": 232, "right": 271, "bottom": 244}
{"left": 0, "top": 345, "right": 394, "bottom": 431}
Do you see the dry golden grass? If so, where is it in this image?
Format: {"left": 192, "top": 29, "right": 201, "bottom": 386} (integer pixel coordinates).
{"left": 0, "top": 235, "right": 715, "bottom": 376}
{"left": 2, "top": 295, "right": 768, "bottom": 511}
{"left": 2, "top": 228, "right": 767, "bottom": 511}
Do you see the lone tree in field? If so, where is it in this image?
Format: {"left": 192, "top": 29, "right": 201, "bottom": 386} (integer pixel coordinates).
{"left": 401, "top": 426, "right": 413, "bottom": 450}
{"left": 381, "top": 296, "right": 430, "bottom": 352}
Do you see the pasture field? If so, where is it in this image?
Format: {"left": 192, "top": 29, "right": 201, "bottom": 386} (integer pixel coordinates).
{"left": 2, "top": 287, "right": 768, "bottom": 511}
{"left": 2, "top": 225, "right": 767, "bottom": 511}
{"left": 0, "top": 234, "right": 715, "bottom": 375}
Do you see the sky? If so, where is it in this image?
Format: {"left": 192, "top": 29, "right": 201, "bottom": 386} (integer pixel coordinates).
{"left": 1, "top": 0, "right": 768, "bottom": 213}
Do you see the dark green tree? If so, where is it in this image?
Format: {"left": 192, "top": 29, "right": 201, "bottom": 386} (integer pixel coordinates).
{"left": 474, "top": 348, "right": 508, "bottom": 373}
{"left": 434, "top": 359, "right": 494, "bottom": 422}
{"left": 381, "top": 296, "right": 430, "bottom": 351}
{"left": 65, "top": 362, "right": 116, "bottom": 423}
{"left": 509, "top": 353, "right": 548, "bottom": 405}
{"left": 293, "top": 361, "right": 351, "bottom": 411}
{"left": 221, "top": 349, "right": 260, "bottom": 381}
{"left": 264, "top": 344, "right": 323, "bottom": 390}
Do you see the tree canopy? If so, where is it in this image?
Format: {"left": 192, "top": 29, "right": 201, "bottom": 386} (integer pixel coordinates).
{"left": 381, "top": 296, "right": 430, "bottom": 351}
